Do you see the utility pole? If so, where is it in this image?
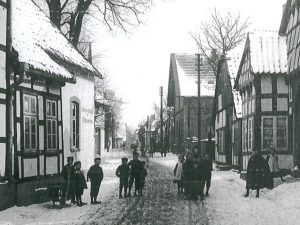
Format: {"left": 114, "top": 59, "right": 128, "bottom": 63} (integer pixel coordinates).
{"left": 196, "top": 54, "right": 201, "bottom": 154}
{"left": 159, "top": 86, "right": 164, "bottom": 156}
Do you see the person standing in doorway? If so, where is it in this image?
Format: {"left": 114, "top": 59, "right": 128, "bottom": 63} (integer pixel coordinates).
{"left": 87, "top": 157, "right": 104, "bottom": 204}
{"left": 128, "top": 152, "right": 143, "bottom": 196}
{"left": 61, "top": 156, "right": 75, "bottom": 204}
{"left": 266, "top": 148, "right": 285, "bottom": 182}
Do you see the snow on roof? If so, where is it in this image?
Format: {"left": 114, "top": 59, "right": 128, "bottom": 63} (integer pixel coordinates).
{"left": 12, "top": 0, "right": 101, "bottom": 81}
{"left": 227, "top": 48, "right": 243, "bottom": 118}
{"left": 175, "top": 54, "right": 215, "bottom": 97}
{"left": 248, "top": 31, "right": 288, "bottom": 74}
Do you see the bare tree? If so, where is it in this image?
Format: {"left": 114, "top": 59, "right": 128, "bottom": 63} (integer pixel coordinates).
{"left": 190, "top": 8, "right": 250, "bottom": 75}
{"left": 35, "top": 0, "right": 152, "bottom": 46}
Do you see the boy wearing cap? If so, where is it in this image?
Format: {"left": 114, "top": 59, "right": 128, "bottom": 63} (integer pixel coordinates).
{"left": 61, "top": 156, "right": 75, "bottom": 204}
{"left": 128, "top": 152, "right": 143, "bottom": 196}
{"left": 116, "top": 157, "right": 130, "bottom": 198}
{"left": 87, "top": 157, "right": 104, "bottom": 204}
{"left": 74, "top": 161, "right": 87, "bottom": 206}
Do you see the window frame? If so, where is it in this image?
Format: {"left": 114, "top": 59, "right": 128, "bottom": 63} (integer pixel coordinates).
{"left": 46, "top": 99, "right": 58, "bottom": 152}
{"left": 261, "top": 116, "right": 288, "bottom": 151}
{"left": 248, "top": 117, "right": 254, "bottom": 151}
{"left": 23, "top": 94, "right": 38, "bottom": 153}
{"left": 70, "top": 101, "right": 80, "bottom": 151}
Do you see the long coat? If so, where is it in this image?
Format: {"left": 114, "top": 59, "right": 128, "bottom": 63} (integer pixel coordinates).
{"left": 246, "top": 155, "right": 274, "bottom": 190}
{"left": 87, "top": 165, "right": 104, "bottom": 196}
{"left": 74, "top": 170, "right": 87, "bottom": 195}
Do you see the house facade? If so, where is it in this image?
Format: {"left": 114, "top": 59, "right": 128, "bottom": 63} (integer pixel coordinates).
{"left": 235, "top": 32, "right": 291, "bottom": 170}
{"left": 0, "top": 0, "right": 101, "bottom": 208}
{"left": 279, "top": 0, "right": 300, "bottom": 169}
{"left": 167, "top": 53, "right": 215, "bottom": 154}
{"left": 214, "top": 52, "right": 242, "bottom": 168}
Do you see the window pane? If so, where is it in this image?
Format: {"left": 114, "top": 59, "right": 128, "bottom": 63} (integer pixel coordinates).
{"left": 47, "top": 101, "right": 51, "bottom": 116}
{"left": 31, "top": 134, "right": 36, "bottom": 149}
{"left": 72, "top": 103, "right": 76, "bottom": 117}
{"left": 52, "top": 102, "right": 56, "bottom": 117}
{"left": 24, "top": 96, "right": 29, "bottom": 113}
{"left": 48, "top": 134, "right": 52, "bottom": 149}
{"left": 31, "top": 97, "right": 36, "bottom": 114}
{"left": 52, "top": 134, "right": 57, "bottom": 149}
{"left": 25, "top": 117, "right": 30, "bottom": 132}
{"left": 25, "top": 133, "right": 30, "bottom": 149}
{"left": 31, "top": 118, "right": 36, "bottom": 134}
{"left": 52, "top": 120, "right": 57, "bottom": 135}
{"left": 47, "top": 120, "right": 51, "bottom": 134}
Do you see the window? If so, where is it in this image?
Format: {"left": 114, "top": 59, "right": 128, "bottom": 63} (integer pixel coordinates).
{"left": 217, "top": 130, "right": 224, "bottom": 153}
{"left": 71, "top": 101, "right": 80, "bottom": 150}
{"left": 46, "top": 100, "right": 57, "bottom": 151}
{"left": 262, "top": 116, "right": 288, "bottom": 150}
{"left": 248, "top": 118, "right": 254, "bottom": 151}
{"left": 24, "top": 94, "right": 37, "bottom": 152}
{"left": 242, "top": 120, "right": 248, "bottom": 152}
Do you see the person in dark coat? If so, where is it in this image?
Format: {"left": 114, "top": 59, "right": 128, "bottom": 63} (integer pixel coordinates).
{"left": 245, "top": 150, "right": 273, "bottom": 198}
{"left": 203, "top": 153, "right": 213, "bottom": 196}
{"left": 128, "top": 152, "right": 143, "bottom": 196}
{"left": 87, "top": 157, "right": 104, "bottom": 204}
{"left": 74, "top": 161, "right": 87, "bottom": 206}
{"left": 116, "top": 157, "right": 130, "bottom": 198}
{"left": 195, "top": 156, "right": 205, "bottom": 200}
{"left": 61, "top": 156, "right": 75, "bottom": 204}
{"left": 182, "top": 153, "right": 196, "bottom": 199}
{"left": 137, "top": 161, "right": 147, "bottom": 195}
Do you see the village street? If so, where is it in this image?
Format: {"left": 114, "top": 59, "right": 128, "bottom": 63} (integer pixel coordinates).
{"left": 1, "top": 149, "right": 300, "bottom": 225}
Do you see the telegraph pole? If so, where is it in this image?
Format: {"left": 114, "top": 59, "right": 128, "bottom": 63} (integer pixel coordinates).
{"left": 159, "top": 86, "right": 164, "bottom": 156}
{"left": 196, "top": 54, "right": 201, "bottom": 154}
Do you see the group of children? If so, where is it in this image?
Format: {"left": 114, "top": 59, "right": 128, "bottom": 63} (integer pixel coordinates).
{"left": 173, "top": 147, "right": 213, "bottom": 200}
{"left": 116, "top": 153, "right": 147, "bottom": 198}
{"left": 61, "top": 157, "right": 103, "bottom": 206}
{"left": 61, "top": 152, "right": 147, "bottom": 206}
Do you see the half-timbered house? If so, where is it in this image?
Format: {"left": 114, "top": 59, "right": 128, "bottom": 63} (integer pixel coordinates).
{"left": 167, "top": 53, "right": 215, "bottom": 154}
{"left": 279, "top": 0, "right": 300, "bottom": 170}
{"left": 0, "top": 0, "right": 101, "bottom": 207}
{"left": 214, "top": 52, "right": 242, "bottom": 169}
{"left": 234, "top": 31, "right": 291, "bottom": 170}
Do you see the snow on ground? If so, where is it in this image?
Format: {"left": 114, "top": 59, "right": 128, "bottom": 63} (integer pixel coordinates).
{"left": 0, "top": 150, "right": 129, "bottom": 225}
{"left": 152, "top": 153, "right": 300, "bottom": 225}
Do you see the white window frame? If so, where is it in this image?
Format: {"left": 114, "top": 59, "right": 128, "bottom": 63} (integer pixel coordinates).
{"left": 23, "top": 94, "right": 38, "bottom": 152}
{"left": 261, "top": 116, "right": 288, "bottom": 151}
{"left": 71, "top": 101, "right": 80, "bottom": 150}
{"left": 46, "top": 99, "right": 57, "bottom": 151}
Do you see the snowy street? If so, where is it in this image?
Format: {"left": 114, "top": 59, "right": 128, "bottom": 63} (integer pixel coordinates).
{"left": 1, "top": 150, "right": 300, "bottom": 225}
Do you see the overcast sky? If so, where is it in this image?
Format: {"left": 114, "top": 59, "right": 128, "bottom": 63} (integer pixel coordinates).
{"left": 93, "top": 0, "right": 286, "bottom": 129}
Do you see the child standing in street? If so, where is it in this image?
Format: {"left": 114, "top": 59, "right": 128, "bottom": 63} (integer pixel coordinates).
{"left": 137, "top": 161, "right": 147, "bottom": 195}
{"left": 116, "top": 157, "right": 130, "bottom": 198}
{"left": 87, "top": 157, "right": 104, "bottom": 204}
{"left": 173, "top": 155, "right": 185, "bottom": 194}
{"left": 74, "top": 161, "right": 87, "bottom": 206}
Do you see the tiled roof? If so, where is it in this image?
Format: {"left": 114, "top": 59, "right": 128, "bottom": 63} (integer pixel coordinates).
{"left": 248, "top": 31, "right": 288, "bottom": 74}
{"left": 174, "top": 54, "right": 215, "bottom": 97}
{"left": 12, "top": 0, "right": 101, "bottom": 81}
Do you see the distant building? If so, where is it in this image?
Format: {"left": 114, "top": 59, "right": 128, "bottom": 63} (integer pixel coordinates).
{"left": 234, "top": 31, "right": 290, "bottom": 170}
{"left": 167, "top": 53, "right": 215, "bottom": 154}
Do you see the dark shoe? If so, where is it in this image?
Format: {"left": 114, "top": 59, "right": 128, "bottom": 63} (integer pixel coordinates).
{"left": 205, "top": 193, "right": 209, "bottom": 197}
{"left": 94, "top": 201, "right": 101, "bottom": 204}
{"left": 244, "top": 193, "right": 249, "bottom": 197}
{"left": 91, "top": 201, "right": 94, "bottom": 205}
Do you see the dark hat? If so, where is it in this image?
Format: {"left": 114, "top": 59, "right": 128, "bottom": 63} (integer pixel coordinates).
{"left": 67, "top": 156, "right": 74, "bottom": 161}
{"left": 94, "top": 157, "right": 101, "bottom": 161}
